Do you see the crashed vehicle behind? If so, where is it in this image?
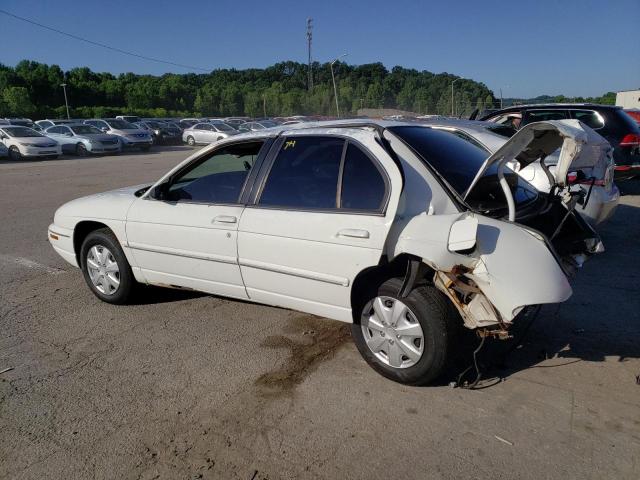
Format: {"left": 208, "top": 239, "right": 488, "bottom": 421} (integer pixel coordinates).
{"left": 48, "top": 119, "right": 605, "bottom": 385}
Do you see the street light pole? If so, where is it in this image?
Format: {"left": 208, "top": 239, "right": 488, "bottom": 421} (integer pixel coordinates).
{"left": 330, "top": 53, "right": 348, "bottom": 117}
{"left": 60, "top": 83, "right": 70, "bottom": 119}
{"left": 451, "top": 78, "right": 461, "bottom": 117}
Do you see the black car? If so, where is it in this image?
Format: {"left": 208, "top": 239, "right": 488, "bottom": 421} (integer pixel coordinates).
{"left": 478, "top": 104, "right": 640, "bottom": 179}
{"left": 135, "top": 121, "right": 182, "bottom": 145}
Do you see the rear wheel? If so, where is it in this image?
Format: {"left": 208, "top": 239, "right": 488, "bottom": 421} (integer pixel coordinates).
{"left": 186, "top": 136, "right": 195, "bottom": 146}
{"left": 9, "top": 146, "right": 21, "bottom": 161}
{"left": 351, "top": 277, "right": 456, "bottom": 385}
{"left": 80, "top": 228, "right": 136, "bottom": 304}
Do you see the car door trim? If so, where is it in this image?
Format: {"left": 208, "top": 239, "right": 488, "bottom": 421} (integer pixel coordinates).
{"left": 239, "top": 257, "right": 350, "bottom": 286}
{"left": 127, "top": 241, "right": 238, "bottom": 265}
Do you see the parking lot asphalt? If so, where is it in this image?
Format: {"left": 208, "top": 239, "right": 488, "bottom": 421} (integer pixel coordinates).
{"left": 1, "top": 147, "right": 639, "bottom": 480}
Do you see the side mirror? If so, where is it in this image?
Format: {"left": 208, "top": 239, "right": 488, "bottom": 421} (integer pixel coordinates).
{"left": 448, "top": 216, "right": 478, "bottom": 253}
{"left": 150, "top": 182, "right": 170, "bottom": 201}
{"left": 101, "top": 127, "right": 109, "bottom": 133}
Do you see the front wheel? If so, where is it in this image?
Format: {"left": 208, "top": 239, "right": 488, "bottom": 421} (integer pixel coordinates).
{"left": 186, "top": 136, "right": 195, "bottom": 146}
{"left": 80, "top": 228, "right": 136, "bottom": 304}
{"left": 76, "top": 143, "right": 88, "bottom": 156}
{"left": 351, "top": 278, "right": 456, "bottom": 385}
{"left": 9, "top": 146, "right": 22, "bottom": 161}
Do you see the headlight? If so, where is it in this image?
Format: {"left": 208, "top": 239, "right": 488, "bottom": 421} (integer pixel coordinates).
{"left": 19, "top": 142, "right": 42, "bottom": 147}
{"left": 154, "top": 129, "right": 161, "bottom": 135}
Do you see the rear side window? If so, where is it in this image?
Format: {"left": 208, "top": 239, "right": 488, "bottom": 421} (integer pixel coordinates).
{"left": 340, "top": 143, "right": 386, "bottom": 211}
{"left": 524, "top": 110, "right": 568, "bottom": 123}
{"left": 259, "top": 136, "right": 344, "bottom": 210}
{"left": 571, "top": 110, "right": 604, "bottom": 129}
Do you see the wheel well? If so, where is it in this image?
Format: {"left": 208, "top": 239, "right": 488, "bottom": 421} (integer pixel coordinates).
{"left": 73, "top": 221, "right": 109, "bottom": 263}
{"left": 350, "top": 254, "right": 434, "bottom": 323}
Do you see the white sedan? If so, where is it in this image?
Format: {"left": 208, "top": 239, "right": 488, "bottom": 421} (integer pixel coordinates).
{"left": 0, "top": 125, "right": 61, "bottom": 160}
{"left": 48, "top": 119, "right": 605, "bottom": 385}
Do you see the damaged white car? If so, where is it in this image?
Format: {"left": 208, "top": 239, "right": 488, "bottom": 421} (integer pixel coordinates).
{"left": 48, "top": 119, "right": 604, "bottom": 385}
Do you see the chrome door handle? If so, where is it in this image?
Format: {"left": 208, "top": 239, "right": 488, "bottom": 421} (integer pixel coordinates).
{"left": 213, "top": 215, "right": 237, "bottom": 224}
{"left": 337, "top": 229, "right": 370, "bottom": 239}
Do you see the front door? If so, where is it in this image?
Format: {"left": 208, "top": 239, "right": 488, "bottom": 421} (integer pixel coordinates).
{"left": 126, "top": 140, "right": 266, "bottom": 299}
{"left": 237, "top": 133, "right": 402, "bottom": 322}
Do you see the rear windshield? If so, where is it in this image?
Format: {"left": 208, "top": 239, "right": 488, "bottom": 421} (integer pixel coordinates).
{"left": 389, "top": 126, "right": 489, "bottom": 193}
{"left": 390, "top": 125, "right": 538, "bottom": 212}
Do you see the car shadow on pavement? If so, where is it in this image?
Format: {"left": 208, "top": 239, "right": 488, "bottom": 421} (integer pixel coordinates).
{"left": 130, "top": 285, "right": 207, "bottom": 305}
{"left": 449, "top": 201, "right": 640, "bottom": 389}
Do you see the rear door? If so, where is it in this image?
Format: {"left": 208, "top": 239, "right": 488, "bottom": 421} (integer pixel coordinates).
{"left": 237, "top": 132, "right": 402, "bottom": 322}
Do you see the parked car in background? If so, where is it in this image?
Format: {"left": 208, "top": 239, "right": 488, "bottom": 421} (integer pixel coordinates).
{"left": 238, "top": 120, "right": 279, "bottom": 132}
{"left": 116, "top": 115, "right": 141, "bottom": 124}
{"left": 182, "top": 122, "right": 239, "bottom": 146}
{"left": 417, "top": 119, "right": 619, "bottom": 226}
{"left": 0, "top": 125, "right": 61, "bottom": 160}
{"left": 224, "top": 117, "right": 249, "bottom": 128}
{"left": 48, "top": 119, "right": 606, "bottom": 385}
{"left": 179, "top": 119, "right": 200, "bottom": 130}
{"left": 45, "top": 124, "right": 121, "bottom": 156}
{"left": 135, "top": 120, "right": 182, "bottom": 145}
{"left": 35, "top": 119, "right": 78, "bottom": 130}
{"left": 479, "top": 104, "right": 640, "bottom": 179}
{"left": 2, "top": 118, "right": 37, "bottom": 129}
{"left": 0, "top": 141, "right": 7, "bottom": 158}
{"left": 84, "top": 119, "right": 153, "bottom": 151}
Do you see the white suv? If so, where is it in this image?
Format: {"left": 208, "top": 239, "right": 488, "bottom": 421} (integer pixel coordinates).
{"left": 48, "top": 119, "right": 605, "bottom": 385}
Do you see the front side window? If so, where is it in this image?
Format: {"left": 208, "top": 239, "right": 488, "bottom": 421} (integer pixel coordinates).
{"left": 259, "top": 136, "right": 344, "bottom": 210}
{"left": 71, "top": 125, "right": 102, "bottom": 135}
{"left": 166, "top": 141, "right": 263, "bottom": 204}
{"left": 213, "top": 123, "right": 234, "bottom": 132}
{"left": 107, "top": 119, "right": 135, "bottom": 129}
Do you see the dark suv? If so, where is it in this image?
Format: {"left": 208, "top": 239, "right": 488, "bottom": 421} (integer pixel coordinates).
{"left": 479, "top": 104, "right": 640, "bottom": 179}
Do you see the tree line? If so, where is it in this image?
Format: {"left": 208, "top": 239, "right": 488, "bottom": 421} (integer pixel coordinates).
{"left": 0, "top": 60, "right": 497, "bottom": 119}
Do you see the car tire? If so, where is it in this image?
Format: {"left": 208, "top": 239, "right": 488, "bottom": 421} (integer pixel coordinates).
{"left": 80, "top": 228, "right": 136, "bottom": 305}
{"left": 76, "top": 143, "right": 88, "bottom": 156}
{"left": 9, "top": 146, "right": 22, "bottom": 161}
{"left": 351, "top": 277, "right": 456, "bottom": 385}
{"left": 186, "top": 136, "right": 195, "bottom": 146}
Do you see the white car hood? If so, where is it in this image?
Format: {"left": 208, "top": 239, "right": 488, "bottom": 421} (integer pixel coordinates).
{"left": 464, "top": 119, "right": 611, "bottom": 198}
{"left": 54, "top": 184, "right": 147, "bottom": 228}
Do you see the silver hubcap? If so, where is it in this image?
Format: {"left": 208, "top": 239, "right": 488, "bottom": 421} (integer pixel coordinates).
{"left": 86, "top": 245, "right": 120, "bottom": 295}
{"left": 361, "top": 296, "right": 424, "bottom": 368}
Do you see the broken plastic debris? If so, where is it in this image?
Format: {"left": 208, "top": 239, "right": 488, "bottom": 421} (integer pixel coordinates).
{"left": 494, "top": 435, "right": 514, "bottom": 446}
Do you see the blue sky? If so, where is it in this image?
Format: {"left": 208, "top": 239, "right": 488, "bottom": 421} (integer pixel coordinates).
{"left": 2, "top": 0, "right": 639, "bottom": 98}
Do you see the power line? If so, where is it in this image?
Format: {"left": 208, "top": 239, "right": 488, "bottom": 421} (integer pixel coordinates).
{"left": 0, "top": 8, "right": 211, "bottom": 72}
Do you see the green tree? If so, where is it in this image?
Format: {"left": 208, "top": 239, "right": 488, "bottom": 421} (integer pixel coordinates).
{"left": 2, "top": 86, "right": 35, "bottom": 116}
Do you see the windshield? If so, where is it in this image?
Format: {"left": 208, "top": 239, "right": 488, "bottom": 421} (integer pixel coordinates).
{"left": 214, "top": 123, "right": 234, "bottom": 132}
{"left": 2, "top": 127, "right": 44, "bottom": 138}
{"left": 107, "top": 119, "right": 136, "bottom": 130}
{"left": 260, "top": 121, "right": 278, "bottom": 128}
{"left": 146, "top": 121, "right": 162, "bottom": 128}
{"left": 10, "top": 120, "right": 34, "bottom": 128}
{"left": 389, "top": 125, "right": 538, "bottom": 210}
{"left": 71, "top": 125, "right": 102, "bottom": 135}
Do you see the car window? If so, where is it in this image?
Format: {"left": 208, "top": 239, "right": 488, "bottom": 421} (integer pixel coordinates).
{"left": 167, "top": 141, "right": 263, "bottom": 204}
{"left": 523, "top": 110, "right": 568, "bottom": 124}
{"left": 48, "top": 126, "right": 64, "bottom": 134}
{"left": 340, "top": 143, "right": 386, "bottom": 211}
{"left": 71, "top": 125, "right": 102, "bottom": 135}
{"left": 259, "top": 136, "right": 344, "bottom": 210}
{"left": 107, "top": 119, "right": 135, "bottom": 129}
{"left": 570, "top": 110, "right": 604, "bottom": 129}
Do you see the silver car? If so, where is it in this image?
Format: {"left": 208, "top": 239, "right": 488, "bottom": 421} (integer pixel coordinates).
{"left": 182, "top": 122, "right": 238, "bottom": 146}
{"left": 417, "top": 119, "right": 620, "bottom": 226}
{"left": 45, "top": 124, "right": 121, "bottom": 156}
{"left": 84, "top": 119, "right": 153, "bottom": 151}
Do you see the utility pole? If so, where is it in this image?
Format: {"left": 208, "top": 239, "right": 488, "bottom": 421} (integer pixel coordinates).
{"left": 451, "top": 78, "right": 461, "bottom": 117}
{"left": 262, "top": 95, "right": 266, "bottom": 117}
{"left": 330, "top": 53, "right": 348, "bottom": 117}
{"left": 500, "top": 88, "right": 503, "bottom": 109}
{"left": 306, "top": 18, "right": 313, "bottom": 91}
{"left": 60, "top": 83, "right": 70, "bottom": 119}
